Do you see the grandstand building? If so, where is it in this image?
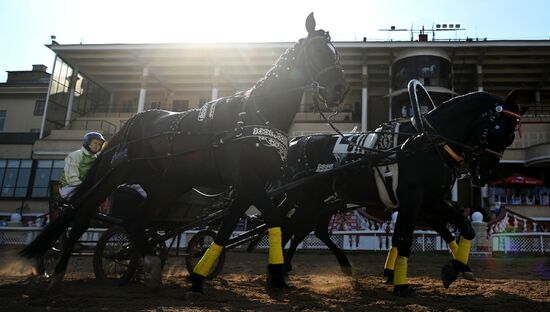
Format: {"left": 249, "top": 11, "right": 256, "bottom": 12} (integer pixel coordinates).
{"left": 1, "top": 37, "right": 550, "bottom": 224}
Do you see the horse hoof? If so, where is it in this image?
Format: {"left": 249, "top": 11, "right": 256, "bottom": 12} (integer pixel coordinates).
{"left": 441, "top": 261, "right": 459, "bottom": 289}
{"left": 47, "top": 273, "right": 64, "bottom": 292}
{"left": 267, "top": 264, "right": 288, "bottom": 289}
{"left": 393, "top": 284, "right": 417, "bottom": 297}
{"left": 462, "top": 271, "right": 476, "bottom": 281}
{"left": 143, "top": 255, "right": 162, "bottom": 289}
{"left": 184, "top": 290, "right": 204, "bottom": 301}
{"left": 341, "top": 265, "right": 353, "bottom": 276}
{"left": 382, "top": 269, "right": 394, "bottom": 284}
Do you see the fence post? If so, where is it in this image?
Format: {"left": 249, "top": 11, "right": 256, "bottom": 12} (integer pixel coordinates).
{"left": 422, "top": 233, "right": 426, "bottom": 252}
{"left": 541, "top": 234, "right": 544, "bottom": 253}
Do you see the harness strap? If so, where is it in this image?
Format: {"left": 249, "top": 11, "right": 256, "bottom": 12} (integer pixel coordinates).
{"left": 442, "top": 144, "right": 464, "bottom": 165}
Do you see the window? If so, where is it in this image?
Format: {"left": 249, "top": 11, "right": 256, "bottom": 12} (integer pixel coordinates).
{"left": 31, "top": 160, "right": 64, "bottom": 198}
{"left": 173, "top": 100, "right": 189, "bottom": 112}
{"left": 0, "top": 160, "right": 32, "bottom": 197}
{"left": 0, "top": 111, "right": 5, "bottom": 131}
{"left": 34, "top": 100, "right": 46, "bottom": 116}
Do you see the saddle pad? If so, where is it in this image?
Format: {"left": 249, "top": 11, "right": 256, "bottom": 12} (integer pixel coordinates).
{"left": 331, "top": 123, "right": 401, "bottom": 208}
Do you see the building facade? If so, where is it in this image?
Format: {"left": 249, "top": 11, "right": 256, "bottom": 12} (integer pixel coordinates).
{"left": 1, "top": 38, "right": 550, "bottom": 223}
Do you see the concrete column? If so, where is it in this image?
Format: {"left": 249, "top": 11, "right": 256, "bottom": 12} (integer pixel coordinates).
{"left": 211, "top": 66, "right": 220, "bottom": 101}
{"left": 388, "top": 64, "right": 393, "bottom": 120}
{"left": 481, "top": 185, "right": 488, "bottom": 209}
{"left": 40, "top": 55, "right": 58, "bottom": 139}
{"left": 476, "top": 64, "right": 483, "bottom": 92}
{"left": 471, "top": 220, "right": 491, "bottom": 254}
{"left": 65, "top": 66, "right": 79, "bottom": 127}
{"left": 108, "top": 93, "right": 115, "bottom": 114}
{"left": 535, "top": 90, "right": 541, "bottom": 115}
{"left": 137, "top": 67, "right": 149, "bottom": 113}
{"left": 361, "top": 64, "right": 368, "bottom": 131}
{"left": 451, "top": 180, "right": 458, "bottom": 201}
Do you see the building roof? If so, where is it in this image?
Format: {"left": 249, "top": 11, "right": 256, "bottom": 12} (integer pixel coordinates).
{"left": 48, "top": 40, "right": 550, "bottom": 96}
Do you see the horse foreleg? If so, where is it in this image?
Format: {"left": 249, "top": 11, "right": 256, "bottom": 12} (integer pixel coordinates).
{"left": 391, "top": 199, "right": 419, "bottom": 297}
{"left": 235, "top": 175, "right": 285, "bottom": 289}
{"left": 188, "top": 198, "right": 249, "bottom": 295}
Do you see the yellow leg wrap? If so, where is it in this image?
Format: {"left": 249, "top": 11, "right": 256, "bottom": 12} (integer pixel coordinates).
{"left": 268, "top": 227, "right": 284, "bottom": 265}
{"left": 448, "top": 240, "right": 458, "bottom": 258}
{"left": 393, "top": 256, "right": 408, "bottom": 285}
{"left": 193, "top": 242, "right": 223, "bottom": 277}
{"left": 384, "top": 247, "right": 398, "bottom": 270}
{"left": 456, "top": 235, "right": 471, "bottom": 265}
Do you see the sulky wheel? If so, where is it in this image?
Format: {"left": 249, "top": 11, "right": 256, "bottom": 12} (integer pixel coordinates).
{"left": 36, "top": 229, "right": 67, "bottom": 277}
{"left": 185, "top": 229, "right": 225, "bottom": 280}
{"left": 93, "top": 226, "right": 138, "bottom": 286}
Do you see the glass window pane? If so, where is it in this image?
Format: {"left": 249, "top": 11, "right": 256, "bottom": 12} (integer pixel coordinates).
{"left": 14, "top": 187, "right": 27, "bottom": 197}
{"left": 21, "top": 160, "right": 32, "bottom": 168}
{"left": 7, "top": 160, "right": 20, "bottom": 168}
{"left": 3, "top": 168, "right": 17, "bottom": 186}
{"left": 51, "top": 168, "right": 63, "bottom": 181}
{"left": 32, "top": 188, "right": 48, "bottom": 198}
{"left": 16, "top": 168, "right": 30, "bottom": 187}
{"left": 37, "top": 160, "right": 53, "bottom": 168}
{"left": 1, "top": 187, "right": 14, "bottom": 197}
{"left": 33, "top": 168, "right": 51, "bottom": 187}
{"left": 0, "top": 160, "right": 6, "bottom": 168}
{"left": 53, "top": 160, "right": 64, "bottom": 168}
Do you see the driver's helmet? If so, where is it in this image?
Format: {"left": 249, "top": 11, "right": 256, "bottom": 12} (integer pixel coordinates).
{"left": 82, "top": 132, "right": 105, "bottom": 150}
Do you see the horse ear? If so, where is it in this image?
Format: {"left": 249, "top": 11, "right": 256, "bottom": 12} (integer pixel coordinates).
{"left": 505, "top": 89, "right": 518, "bottom": 104}
{"left": 306, "top": 12, "right": 316, "bottom": 35}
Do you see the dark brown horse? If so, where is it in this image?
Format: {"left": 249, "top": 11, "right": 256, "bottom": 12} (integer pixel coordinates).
{"left": 20, "top": 13, "right": 349, "bottom": 294}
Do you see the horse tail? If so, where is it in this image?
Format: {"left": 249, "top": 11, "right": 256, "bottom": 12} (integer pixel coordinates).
{"left": 19, "top": 156, "right": 104, "bottom": 259}
{"left": 19, "top": 209, "right": 74, "bottom": 258}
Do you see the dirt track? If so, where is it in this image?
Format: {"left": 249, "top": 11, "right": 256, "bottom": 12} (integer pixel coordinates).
{"left": 0, "top": 247, "right": 549, "bottom": 312}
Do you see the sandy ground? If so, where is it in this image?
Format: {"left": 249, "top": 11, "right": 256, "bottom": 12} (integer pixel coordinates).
{"left": 0, "top": 246, "right": 549, "bottom": 312}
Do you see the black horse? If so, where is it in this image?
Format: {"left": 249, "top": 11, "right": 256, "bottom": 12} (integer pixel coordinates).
{"left": 272, "top": 89, "right": 522, "bottom": 296}
{"left": 20, "top": 13, "right": 349, "bottom": 294}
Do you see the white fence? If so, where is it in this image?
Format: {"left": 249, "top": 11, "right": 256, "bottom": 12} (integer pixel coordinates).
{"left": 1, "top": 227, "right": 548, "bottom": 254}
{"left": 492, "top": 232, "right": 550, "bottom": 254}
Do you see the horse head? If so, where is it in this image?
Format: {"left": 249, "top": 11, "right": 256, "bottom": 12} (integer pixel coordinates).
{"left": 472, "top": 89, "right": 524, "bottom": 185}
{"left": 426, "top": 89, "right": 524, "bottom": 186}
{"left": 301, "top": 13, "right": 349, "bottom": 107}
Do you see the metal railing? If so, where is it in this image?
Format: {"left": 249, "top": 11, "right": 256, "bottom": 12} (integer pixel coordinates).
{"left": 3, "top": 227, "right": 547, "bottom": 254}
{"left": 68, "top": 119, "right": 117, "bottom": 136}
{"left": 492, "top": 232, "right": 550, "bottom": 254}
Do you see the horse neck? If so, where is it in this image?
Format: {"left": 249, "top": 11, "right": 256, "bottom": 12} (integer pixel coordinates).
{"left": 247, "top": 44, "right": 309, "bottom": 132}
{"left": 426, "top": 95, "right": 485, "bottom": 145}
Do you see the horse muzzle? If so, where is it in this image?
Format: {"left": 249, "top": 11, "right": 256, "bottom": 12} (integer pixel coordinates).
{"left": 322, "top": 82, "right": 350, "bottom": 107}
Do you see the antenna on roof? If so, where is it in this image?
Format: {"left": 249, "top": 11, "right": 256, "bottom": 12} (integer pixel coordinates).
{"left": 379, "top": 23, "right": 465, "bottom": 41}
{"left": 50, "top": 35, "right": 59, "bottom": 45}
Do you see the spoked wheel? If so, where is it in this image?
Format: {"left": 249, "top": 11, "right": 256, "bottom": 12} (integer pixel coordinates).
{"left": 185, "top": 229, "right": 225, "bottom": 280}
{"left": 93, "top": 226, "right": 138, "bottom": 285}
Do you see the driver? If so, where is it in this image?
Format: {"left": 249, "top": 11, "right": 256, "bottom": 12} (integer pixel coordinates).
{"left": 59, "top": 132, "right": 105, "bottom": 199}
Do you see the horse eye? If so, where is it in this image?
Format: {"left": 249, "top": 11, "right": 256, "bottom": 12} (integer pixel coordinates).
{"left": 494, "top": 125, "right": 500, "bottom": 130}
